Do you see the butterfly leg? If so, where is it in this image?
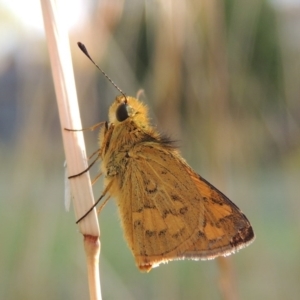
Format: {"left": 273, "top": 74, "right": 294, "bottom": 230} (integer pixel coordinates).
{"left": 76, "top": 180, "right": 114, "bottom": 223}
{"left": 64, "top": 121, "right": 105, "bottom": 132}
{"left": 68, "top": 153, "right": 101, "bottom": 179}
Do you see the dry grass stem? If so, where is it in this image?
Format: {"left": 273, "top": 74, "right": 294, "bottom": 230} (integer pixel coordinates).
{"left": 40, "top": 0, "right": 101, "bottom": 299}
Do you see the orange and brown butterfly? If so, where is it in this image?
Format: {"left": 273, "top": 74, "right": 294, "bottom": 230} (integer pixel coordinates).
{"left": 75, "top": 43, "right": 255, "bottom": 272}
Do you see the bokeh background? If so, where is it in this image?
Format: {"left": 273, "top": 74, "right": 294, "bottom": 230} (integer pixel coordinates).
{"left": 1, "top": 0, "right": 300, "bottom": 299}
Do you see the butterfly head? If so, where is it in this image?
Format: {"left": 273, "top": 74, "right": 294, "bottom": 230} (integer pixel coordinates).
{"left": 109, "top": 95, "right": 149, "bottom": 128}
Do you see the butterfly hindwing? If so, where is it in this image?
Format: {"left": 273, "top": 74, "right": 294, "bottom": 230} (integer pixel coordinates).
{"left": 114, "top": 142, "right": 254, "bottom": 271}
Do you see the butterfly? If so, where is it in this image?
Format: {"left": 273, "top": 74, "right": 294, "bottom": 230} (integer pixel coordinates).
{"left": 85, "top": 95, "right": 255, "bottom": 272}
{"left": 73, "top": 43, "right": 255, "bottom": 272}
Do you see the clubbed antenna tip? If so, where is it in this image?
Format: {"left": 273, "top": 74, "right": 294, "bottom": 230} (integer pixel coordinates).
{"left": 77, "top": 42, "right": 127, "bottom": 101}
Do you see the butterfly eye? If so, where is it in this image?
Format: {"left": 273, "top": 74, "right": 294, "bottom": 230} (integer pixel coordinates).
{"left": 116, "top": 102, "right": 129, "bottom": 122}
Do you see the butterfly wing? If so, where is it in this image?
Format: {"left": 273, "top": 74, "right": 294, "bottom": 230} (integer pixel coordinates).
{"left": 114, "top": 142, "right": 254, "bottom": 272}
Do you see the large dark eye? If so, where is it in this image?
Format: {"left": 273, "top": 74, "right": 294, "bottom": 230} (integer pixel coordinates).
{"left": 116, "top": 102, "right": 129, "bottom": 121}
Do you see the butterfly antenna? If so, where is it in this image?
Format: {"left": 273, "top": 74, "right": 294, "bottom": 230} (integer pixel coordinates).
{"left": 77, "top": 42, "right": 127, "bottom": 102}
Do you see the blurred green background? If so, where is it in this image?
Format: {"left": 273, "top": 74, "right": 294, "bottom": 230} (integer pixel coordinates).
{"left": 1, "top": 0, "right": 299, "bottom": 299}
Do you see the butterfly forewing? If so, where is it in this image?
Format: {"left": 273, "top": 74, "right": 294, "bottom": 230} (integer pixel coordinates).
{"left": 112, "top": 142, "right": 253, "bottom": 271}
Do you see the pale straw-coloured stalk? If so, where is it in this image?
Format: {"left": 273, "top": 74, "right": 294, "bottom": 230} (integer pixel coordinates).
{"left": 40, "top": 0, "right": 101, "bottom": 299}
